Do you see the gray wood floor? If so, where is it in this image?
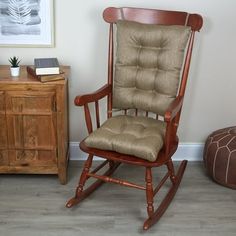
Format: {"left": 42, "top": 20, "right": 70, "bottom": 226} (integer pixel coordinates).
{"left": 0, "top": 161, "right": 235, "bottom": 236}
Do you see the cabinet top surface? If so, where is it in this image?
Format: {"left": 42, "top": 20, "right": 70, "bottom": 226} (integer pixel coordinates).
{"left": 0, "top": 65, "right": 70, "bottom": 84}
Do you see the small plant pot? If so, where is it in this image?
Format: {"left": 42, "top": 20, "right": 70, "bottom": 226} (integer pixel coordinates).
{"left": 10, "top": 66, "right": 20, "bottom": 77}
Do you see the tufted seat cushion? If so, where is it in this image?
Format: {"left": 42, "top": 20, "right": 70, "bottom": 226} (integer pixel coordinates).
{"left": 85, "top": 115, "right": 166, "bottom": 162}
{"left": 113, "top": 20, "right": 191, "bottom": 116}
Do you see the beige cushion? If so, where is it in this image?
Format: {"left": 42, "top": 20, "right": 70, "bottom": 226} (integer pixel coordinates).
{"left": 113, "top": 20, "right": 191, "bottom": 116}
{"left": 85, "top": 115, "right": 166, "bottom": 162}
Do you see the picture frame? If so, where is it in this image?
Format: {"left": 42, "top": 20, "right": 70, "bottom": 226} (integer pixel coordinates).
{"left": 0, "top": 0, "right": 54, "bottom": 47}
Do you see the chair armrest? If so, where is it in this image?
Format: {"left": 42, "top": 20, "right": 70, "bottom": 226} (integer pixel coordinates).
{"left": 164, "top": 96, "right": 184, "bottom": 122}
{"left": 74, "top": 84, "right": 112, "bottom": 106}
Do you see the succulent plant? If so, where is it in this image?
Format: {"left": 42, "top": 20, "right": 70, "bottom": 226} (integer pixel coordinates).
{"left": 9, "top": 56, "right": 21, "bottom": 67}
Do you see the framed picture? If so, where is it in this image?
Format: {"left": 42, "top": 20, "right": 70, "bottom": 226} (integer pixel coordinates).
{"left": 0, "top": 0, "right": 54, "bottom": 47}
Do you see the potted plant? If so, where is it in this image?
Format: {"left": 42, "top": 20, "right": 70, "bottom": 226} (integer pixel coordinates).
{"left": 9, "top": 56, "right": 21, "bottom": 77}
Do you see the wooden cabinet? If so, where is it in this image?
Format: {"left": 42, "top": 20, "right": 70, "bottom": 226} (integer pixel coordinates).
{"left": 0, "top": 65, "right": 69, "bottom": 184}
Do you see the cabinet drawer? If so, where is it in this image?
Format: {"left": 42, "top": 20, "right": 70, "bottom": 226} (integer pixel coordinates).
{"left": 9, "top": 149, "right": 57, "bottom": 167}
{"left": 0, "top": 150, "right": 8, "bottom": 165}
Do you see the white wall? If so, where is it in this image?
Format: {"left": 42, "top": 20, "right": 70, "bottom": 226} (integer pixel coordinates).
{"left": 1, "top": 0, "right": 236, "bottom": 144}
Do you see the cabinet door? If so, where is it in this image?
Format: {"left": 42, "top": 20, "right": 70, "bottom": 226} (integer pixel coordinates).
{"left": 5, "top": 91, "right": 57, "bottom": 166}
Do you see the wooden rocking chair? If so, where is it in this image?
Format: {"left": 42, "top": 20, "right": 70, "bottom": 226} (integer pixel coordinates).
{"left": 66, "top": 7, "right": 203, "bottom": 230}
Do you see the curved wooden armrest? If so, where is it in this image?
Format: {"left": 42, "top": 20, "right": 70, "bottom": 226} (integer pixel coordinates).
{"left": 74, "top": 84, "right": 112, "bottom": 106}
{"left": 164, "top": 96, "right": 184, "bottom": 122}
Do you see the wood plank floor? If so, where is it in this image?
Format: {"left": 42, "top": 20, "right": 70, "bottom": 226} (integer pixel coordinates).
{"left": 0, "top": 161, "right": 235, "bottom": 236}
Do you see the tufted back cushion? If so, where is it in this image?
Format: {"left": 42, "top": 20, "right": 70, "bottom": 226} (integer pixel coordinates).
{"left": 113, "top": 20, "right": 191, "bottom": 116}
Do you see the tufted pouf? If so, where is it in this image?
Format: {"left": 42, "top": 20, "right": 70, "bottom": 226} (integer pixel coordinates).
{"left": 203, "top": 127, "right": 236, "bottom": 189}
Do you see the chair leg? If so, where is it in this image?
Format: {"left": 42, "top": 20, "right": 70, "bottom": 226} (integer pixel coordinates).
{"left": 166, "top": 159, "right": 176, "bottom": 184}
{"left": 108, "top": 160, "right": 115, "bottom": 169}
{"left": 66, "top": 154, "right": 93, "bottom": 208}
{"left": 75, "top": 154, "right": 94, "bottom": 198}
{"left": 145, "top": 167, "right": 154, "bottom": 217}
{"left": 66, "top": 156, "right": 121, "bottom": 208}
{"left": 143, "top": 160, "right": 188, "bottom": 230}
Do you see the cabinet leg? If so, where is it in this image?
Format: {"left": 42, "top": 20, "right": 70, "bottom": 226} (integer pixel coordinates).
{"left": 58, "top": 149, "right": 69, "bottom": 184}
{"left": 58, "top": 168, "right": 67, "bottom": 185}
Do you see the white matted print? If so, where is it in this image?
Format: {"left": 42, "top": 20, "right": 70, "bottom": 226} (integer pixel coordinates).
{"left": 0, "top": 0, "right": 54, "bottom": 47}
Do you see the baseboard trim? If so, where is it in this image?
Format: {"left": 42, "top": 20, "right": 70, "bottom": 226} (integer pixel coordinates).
{"left": 69, "top": 142, "right": 204, "bottom": 162}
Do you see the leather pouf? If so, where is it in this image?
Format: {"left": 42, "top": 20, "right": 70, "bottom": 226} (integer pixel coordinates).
{"left": 203, "top": 127, "right": 236, "bottom": 189}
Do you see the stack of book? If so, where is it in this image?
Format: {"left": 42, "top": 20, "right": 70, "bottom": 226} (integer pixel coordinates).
{"left": 27, "top": 58, "right": 65, "bottom": 82}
